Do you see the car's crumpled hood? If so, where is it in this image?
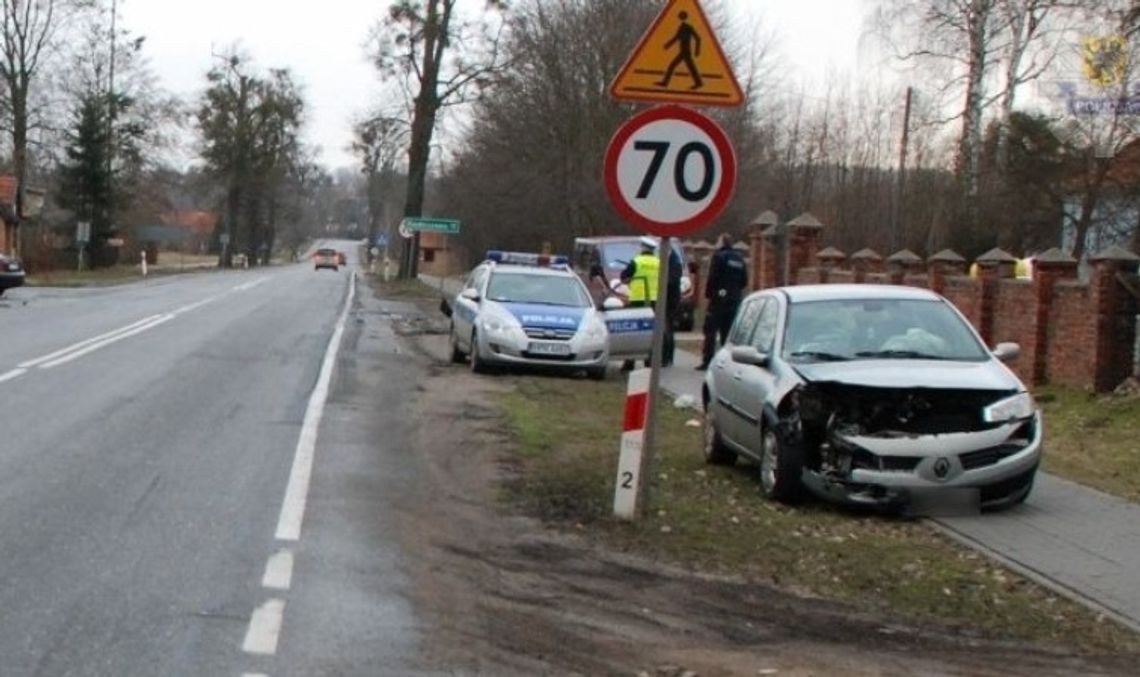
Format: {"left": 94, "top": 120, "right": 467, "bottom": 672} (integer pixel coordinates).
{"left": 793, "top": 359, "right": 1021, "bottom": 391}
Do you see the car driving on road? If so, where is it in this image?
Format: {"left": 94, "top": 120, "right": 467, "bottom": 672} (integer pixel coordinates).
{"left": 447, "top": 251, "right": 653, "bottom": 379}
{"left": 0, "top": 253, "right": 25, "bottom": 296}
{"left": 702, "top": 284, "right": 1041, "bottom": 511}
{"left": 313, "top": 248, "right": 339, "bottom": 271}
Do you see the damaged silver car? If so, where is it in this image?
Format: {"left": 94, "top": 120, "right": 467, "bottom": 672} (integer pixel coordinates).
{"left": 701, "top": 285, "right": 1041, "bottom": 511}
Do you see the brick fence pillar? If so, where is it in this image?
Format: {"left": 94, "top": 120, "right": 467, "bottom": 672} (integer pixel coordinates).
{"left": 927, "top": 249, "right": 966, "bottom": 295}
{"left": 749, "top": 210, "right": 779, "bottom": 290}
{"left": 1089, "top": 246, "right": 1140, "bottom": 392}
{"left": 816, "top": 247, "right": 846, "bottom": 284}
{"left": 886, "top": 249, "right": 924, "bottom": 285}
{"left": 850, "top": 248, "right": 883, "bottom": 283}
{"left": 1030, "top": 248, "right": 1079, "bottom": 385}
{"left": 786, "top": 212, "right": 823, "bottom": 285}
{"left": 975, "top": 248, "right": 1017, "bottom": 345}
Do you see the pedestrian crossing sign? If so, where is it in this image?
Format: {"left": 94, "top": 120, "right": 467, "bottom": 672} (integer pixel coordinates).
{"left": 609, "top": 0, "right": 743, "bottom": 108}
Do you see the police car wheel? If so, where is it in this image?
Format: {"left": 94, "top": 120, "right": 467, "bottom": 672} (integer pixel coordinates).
{"left": 449, "top": 324, "right": 466, "bottom": 364}
{"left": 470, "top": 331, "right": 491, "bottom": 374}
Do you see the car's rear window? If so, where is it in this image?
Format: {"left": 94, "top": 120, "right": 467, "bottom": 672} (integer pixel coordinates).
{"left": 316, "top": 249, "right": 337, "bottom": 255}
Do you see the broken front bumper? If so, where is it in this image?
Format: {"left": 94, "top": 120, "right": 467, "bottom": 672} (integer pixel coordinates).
{"left": 806, "top": 414, "right": 1042, "bottom": 507}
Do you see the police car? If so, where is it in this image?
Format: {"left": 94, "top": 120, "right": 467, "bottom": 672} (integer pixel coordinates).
{"left": 447, "top": 251, "right": 654, "bottom": 379}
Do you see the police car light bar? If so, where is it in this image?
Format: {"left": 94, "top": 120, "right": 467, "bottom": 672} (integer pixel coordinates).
{"left": 485, "top": 251, "right": 570, "bottom": 267}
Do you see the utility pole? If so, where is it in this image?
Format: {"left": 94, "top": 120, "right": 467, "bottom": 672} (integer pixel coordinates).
{"left": 893, "top": 86, "right": 913, "bottom": 253}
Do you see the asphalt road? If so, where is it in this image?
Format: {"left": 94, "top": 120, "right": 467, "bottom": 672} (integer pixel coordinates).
{"left": 0, "top": 242, "right": 425, "bottom": 676}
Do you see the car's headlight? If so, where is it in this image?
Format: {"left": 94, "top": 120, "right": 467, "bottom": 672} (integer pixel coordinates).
{"left": 482, "top": 317, "right": 518, "bottom": 335}
{"left": 583, "top": 316, "right": 607, "bottom": 339}
{"left": 983, "top": 392, "right": 1036, "bottom": 423}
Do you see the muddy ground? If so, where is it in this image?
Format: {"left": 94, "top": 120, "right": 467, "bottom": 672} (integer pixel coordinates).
{"left": 378, "top": 291, "right": 1133, "bottom": 677}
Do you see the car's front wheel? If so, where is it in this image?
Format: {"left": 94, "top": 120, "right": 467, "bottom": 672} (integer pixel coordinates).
{"left": 702, "top": 407, "right": 736, "bottom": 465}
{"left": 448, "top": 323, "right": 466, "bottom": 364}
{"left": 470, "top": 331, "right": 491, "bottom": 374}
{"left": 759, "top": 427, "right": 803, "bottom": 503}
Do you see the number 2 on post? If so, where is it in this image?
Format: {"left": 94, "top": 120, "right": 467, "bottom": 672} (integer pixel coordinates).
{"left": 633, "top": 140, "right": 716, "bottom": 202}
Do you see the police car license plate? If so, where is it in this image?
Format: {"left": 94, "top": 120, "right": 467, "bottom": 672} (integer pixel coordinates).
{"left": 528, "top": 341, "right": 572, "bottom": 356}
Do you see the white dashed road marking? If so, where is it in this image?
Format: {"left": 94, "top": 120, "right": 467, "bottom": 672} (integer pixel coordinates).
{"left": 262, "top": 550, "right": 294, "bottom": 591}
{"left": 18, "top": 315, "right": 165, "bottom": 369}
{"left": 39, "top": 314, "right": 175, "bottom": 369}
{"left": 242, "top": 598, "right": 286, "bottom": 656}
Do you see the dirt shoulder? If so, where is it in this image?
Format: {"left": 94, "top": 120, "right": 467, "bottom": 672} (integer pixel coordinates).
{"left": 376, "top": 280, "right": 1136, "bottom": 676}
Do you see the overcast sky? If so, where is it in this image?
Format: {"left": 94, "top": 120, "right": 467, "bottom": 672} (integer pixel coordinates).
{"left": 123, "top": 0, "right": 867, "bottom": 172}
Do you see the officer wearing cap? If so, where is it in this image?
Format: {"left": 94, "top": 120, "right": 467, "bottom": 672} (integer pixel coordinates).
{"left": 697, "top": 233, "right": 748, "bottom": 370}
{"left": 621, "top": 236, "right": 682, "bottom": 369}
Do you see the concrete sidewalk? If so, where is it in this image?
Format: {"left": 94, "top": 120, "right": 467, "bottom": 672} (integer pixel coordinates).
{"left": 423, "top": 273, "right": 1140, "bottom": 632}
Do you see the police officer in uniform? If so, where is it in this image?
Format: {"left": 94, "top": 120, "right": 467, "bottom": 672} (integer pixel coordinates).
{"left": 620, "top": 236, "right": 683, "bottom": 370}
{"left": 620, "top": 237, "right": 660, "bottom": 371}
{"left": 697, "top": 233, "right": 748, "bottom": 370}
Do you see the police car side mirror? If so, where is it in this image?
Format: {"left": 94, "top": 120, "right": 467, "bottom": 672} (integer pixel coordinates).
{"left": 460, "top": 288, "right": 480, "bottom": 302}
{"left": 439, "top": 297, "right": 453, "bottom": 318}
{"left": 602, "top": 297, "right": 624, "bottom": 311}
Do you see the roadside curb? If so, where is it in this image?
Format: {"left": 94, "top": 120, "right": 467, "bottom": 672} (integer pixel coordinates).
{"left": 927, "top": 519, "right": 1140, "bottom": 635}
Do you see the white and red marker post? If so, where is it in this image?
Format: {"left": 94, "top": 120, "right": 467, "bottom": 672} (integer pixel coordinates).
{"left": 614, "top": 368, "right": 651, "bottom": 519}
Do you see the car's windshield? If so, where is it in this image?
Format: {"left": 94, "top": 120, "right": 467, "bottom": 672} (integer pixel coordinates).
{"left": 485, "top": 272, "right": 590, "bottom": 307}
{"left": 783, "top": 298, "right": 989, "bottom": 362}
{"left": 601, "top": 241, "right": 686, "bottom": 271}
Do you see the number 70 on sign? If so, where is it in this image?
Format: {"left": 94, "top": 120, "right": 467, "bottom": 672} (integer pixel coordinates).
{"left": 604, "top": 105, "right": 737, "bottom": 238}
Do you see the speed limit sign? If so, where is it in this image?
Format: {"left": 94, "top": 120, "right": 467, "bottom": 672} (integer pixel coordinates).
{"left": 604, "top": 105, "right": 736, "bottom": 237}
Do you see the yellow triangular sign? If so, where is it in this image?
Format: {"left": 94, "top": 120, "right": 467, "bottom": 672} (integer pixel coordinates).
{"left": 610, "top": 0, "right": 744, "bottom": 107}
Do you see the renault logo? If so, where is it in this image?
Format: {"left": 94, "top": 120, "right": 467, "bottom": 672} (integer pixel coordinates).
{"left": 933, "top": 457, "right": 952, "bottom": 481}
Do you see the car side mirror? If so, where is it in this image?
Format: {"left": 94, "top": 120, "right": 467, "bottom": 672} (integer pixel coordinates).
{"left": 993, "top": 342, "right": 1020, "bottom": 363}
{"left": 460, "top": 288, "right": 480, "bottom": 302}
{"left": 601, "top": 297, "right": 624, "bottom": 311}
{"left": 439, "top": 297, "right": 453, "bottom": 318}
{"left": 730, "top": 346, "right": 770, "bottom": 367}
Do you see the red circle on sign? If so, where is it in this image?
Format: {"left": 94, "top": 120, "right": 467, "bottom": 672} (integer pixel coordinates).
{"left": 604, "top": 105, "right": 736, "bottom": 238}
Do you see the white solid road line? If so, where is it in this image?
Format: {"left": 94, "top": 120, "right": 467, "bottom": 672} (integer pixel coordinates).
{"left": 274, "top": 272, "right": 357, "bottom": 542}
{"left": 39, "top": 314, "right": 175, "bottom": 370}
{"left": 0, "top": 368, "right": 26, "bottom": 383}
{"left": 262, "top": 550, "right": 294, "bottom": 591}
{"left": 18, "top": 315, "right": 164, "bottom": 369}
{"left": 242, "top": 598, "right": 286, "bottom": 656}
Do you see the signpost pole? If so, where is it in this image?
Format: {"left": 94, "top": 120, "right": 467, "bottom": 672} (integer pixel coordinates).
{"left": 635, "top": 236, "right": 673, "bottom": 517}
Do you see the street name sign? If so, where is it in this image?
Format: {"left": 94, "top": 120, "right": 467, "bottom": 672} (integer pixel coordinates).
{"left": 400, "top": 217, "right": 461, "bottom": 234}
{"left": 604, "top": 104, "right": 737, "bottom": 238}
{"left": 609, "top": 0, "right": 743, "bottom": 107}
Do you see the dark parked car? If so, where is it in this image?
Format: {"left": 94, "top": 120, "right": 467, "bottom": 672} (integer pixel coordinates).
{"left": 0, "top": 253, "right": 25, "bottom": 296}
{"left": 702, "top": 284, "right": 1041, "bottom": 512}
{"left": 573, "top": 236, "right": 696, "bottom": 331}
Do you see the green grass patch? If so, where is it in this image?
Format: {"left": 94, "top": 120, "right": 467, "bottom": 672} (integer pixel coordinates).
{"left": 1037, "top": 386, "right": 1140, "bottom": 503}
{"left": 497, "top": 375, "right": 1140, "bottom": 654}
{"left": 371, "top": 277, "right": 449, "bottom": 300}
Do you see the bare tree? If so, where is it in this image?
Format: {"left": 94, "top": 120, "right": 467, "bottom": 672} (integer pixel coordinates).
{"left": 350, "top": 111, "right": 407, "bottom": 245}
{"left": 369, "top": 0, "right": 508, "bottom": 277}
{"left": 0, "top": 0, "right": 88, "bottom": 252}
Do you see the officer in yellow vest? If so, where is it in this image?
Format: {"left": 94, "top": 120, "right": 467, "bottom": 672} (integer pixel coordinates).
{"left": 623, "top": 236, "right": 660, "bottom": 306}
{"left": 619, "top": 237, "right": 662, "bottom": 371}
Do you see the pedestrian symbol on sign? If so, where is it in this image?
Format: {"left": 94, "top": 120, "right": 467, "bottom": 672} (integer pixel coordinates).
{"left": 657, "top": 11, "right": 703, "bottom": 90}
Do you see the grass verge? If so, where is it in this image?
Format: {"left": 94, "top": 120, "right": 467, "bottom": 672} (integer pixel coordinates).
{"left": 1037, "top": 386, "right": 1140, "bottom": 503}
{"left": 498, "top": 375, "right": 1139, "bottom": 654}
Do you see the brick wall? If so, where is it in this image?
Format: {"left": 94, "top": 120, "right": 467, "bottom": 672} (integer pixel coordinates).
{"left": 748, "top": 215, "right": 1139, "bottom": 393}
